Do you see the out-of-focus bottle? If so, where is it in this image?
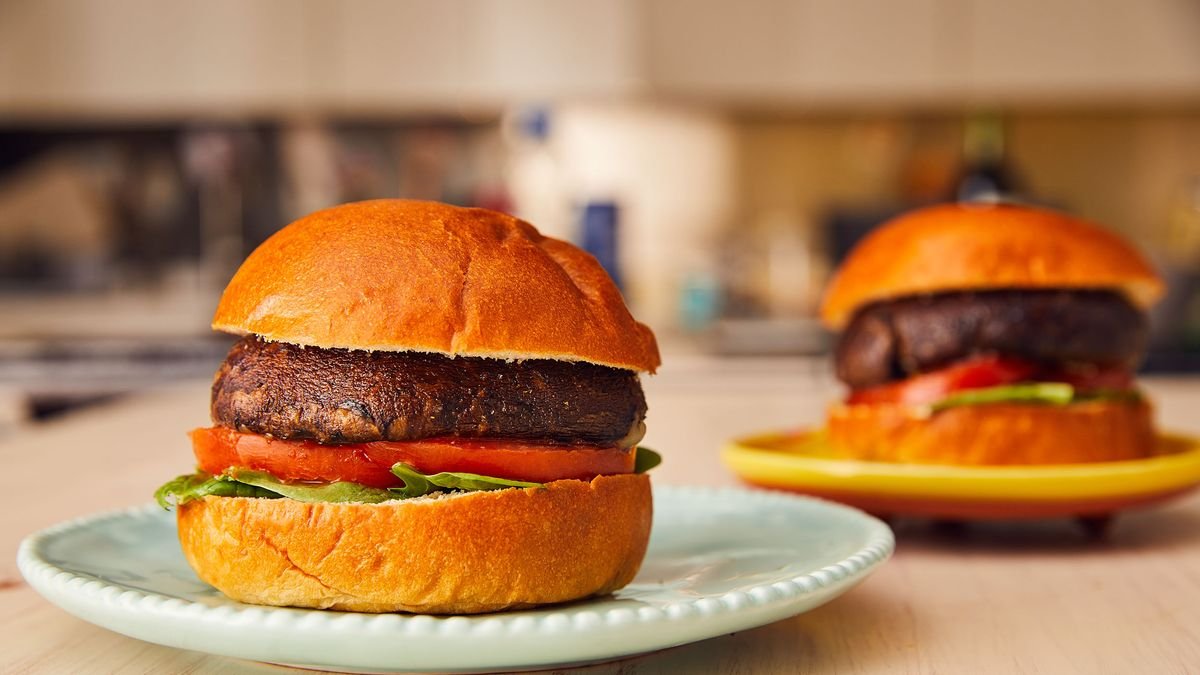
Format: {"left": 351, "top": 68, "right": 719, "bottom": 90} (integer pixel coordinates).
{"left": 957, "top": 112, "right": 1023, "bottom": 203}
{"left": 1166, "top": 177, "right": 1200, "bottom": 265}
{"left": 1165, "top": 177, "right": 1200, "bottom": 352}
{"left": 580, "top": 201, "right": 622, "bottom": 292}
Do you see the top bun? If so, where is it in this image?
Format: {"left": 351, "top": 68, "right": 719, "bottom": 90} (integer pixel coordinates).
{"left": 213, "top": 200, "right": 660, "bottom": 372}
{"left": 820, "top": 203, "right": 1164, "bottom": 329}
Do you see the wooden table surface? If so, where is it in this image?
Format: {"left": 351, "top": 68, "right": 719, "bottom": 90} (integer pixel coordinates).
{"left": 4, "top": 359, "right": 1200, "bottom": 674}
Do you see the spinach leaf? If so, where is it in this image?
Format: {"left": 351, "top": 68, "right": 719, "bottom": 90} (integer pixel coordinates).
{"left": 154, "top": 473, "right": 279, "bottom": 509}
{"left": 229, "top": 469, "right": 395, "bottom": 504}
{"left": 931, "top": 383, "right": 1074, "bottom": 412}
{"left": 634, "top": 446, "right": 662, "bottom": 473}
{"left": 389, "top": 463, "right": 543, "bottom": 498}
{"left": 930, "top": 383, "right": 1145, "bottom": 413}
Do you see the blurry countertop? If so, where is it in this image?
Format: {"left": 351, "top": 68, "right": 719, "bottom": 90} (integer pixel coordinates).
{"left": 0, "top": 288, "right": 227, "bottom": 408}
{"left": 0, "top": 287, "right": 215, "bottom": 340}
{"left": 3, "top": 362, "right": 1200, "bottom": 672}
{"left": 0, "top": 287, "right": 227, "bottom": 400}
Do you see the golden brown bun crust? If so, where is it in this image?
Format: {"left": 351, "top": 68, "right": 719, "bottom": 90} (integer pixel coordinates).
{"left": 826, "top": 399, "right": 1155, "bottom": 465}
{"left": 820, "top": 203, "right": 1164, "bottom": 329}
{"left": 213, "top": 200, "right": 660, "bottom": 372}
{"left": 177, "top": 474, "right": 652, "bottom": 614}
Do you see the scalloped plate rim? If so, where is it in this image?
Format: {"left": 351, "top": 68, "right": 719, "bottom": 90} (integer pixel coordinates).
{"left": 18, "top": 485, "right": 894, "bottom": 673}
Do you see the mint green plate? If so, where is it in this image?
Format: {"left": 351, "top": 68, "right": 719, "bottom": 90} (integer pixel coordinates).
{"left": 19, "top": 486, "right": 892, "bottom": 673}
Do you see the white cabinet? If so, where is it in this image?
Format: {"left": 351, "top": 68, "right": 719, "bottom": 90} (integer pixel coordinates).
{"left": 0, "top": 0, "right": 1197, "bottom": 115}
{"left": 0, "top": 0, "right": 643, "bottom": 116}
{"left": 960, "top": 0, "right": 1200, "bottom": 100}
{"left": 643, "top": 0, "right": 1200, "bottom": 104}
{"left": 790, "top": 0, "right": 946, "bottom": 99}
{"left": 645, "top": 0, "right": 805, "bottom": 97}
{"left": 463, "top": 0, "right": 643, "bottom": 100}
{"left": 0, "top": 0, "right": 311, "bottom": 114}
{"left": 645, "top": 0, "right": 945, "bottom": 102}
{"left": 313, "top": 0, "right": 642, "bottom": 110}
{"left": 306, "top": 0, "right": 474, "bottom": 110}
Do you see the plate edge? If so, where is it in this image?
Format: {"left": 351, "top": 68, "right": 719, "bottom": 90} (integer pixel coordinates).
{"left": 16, "top": 487, "right": 895, "bottom": 669}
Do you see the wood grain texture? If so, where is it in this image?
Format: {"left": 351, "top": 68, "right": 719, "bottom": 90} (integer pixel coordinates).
{"left": 4, "top": 361, "right": 1200, "bottom": 673}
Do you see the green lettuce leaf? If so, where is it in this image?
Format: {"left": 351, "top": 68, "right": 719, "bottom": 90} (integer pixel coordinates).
{"left": 154, "top": 473, "right": 279, "bottom": 509}
{"left": 634, "top": 446, "right": 662, "bottom": 473}
{"left": 931, "top": 383, "right": 1074, "bottom": 412}
{"left": 154, "top": 471, "right": 396, "bottom": 509}
{"left": 389, "top": 463, "right": 543, "bottom": 498}
{"left": 229, "top": 469, "right": 395, "bottom": 504}
{"left": 930, "top": 383, "right": 1143, "bottom": 412}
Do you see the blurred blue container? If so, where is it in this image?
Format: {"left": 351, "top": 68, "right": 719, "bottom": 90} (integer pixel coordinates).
{"left": 580, "top": 201, "right": 622, "bottom": 292}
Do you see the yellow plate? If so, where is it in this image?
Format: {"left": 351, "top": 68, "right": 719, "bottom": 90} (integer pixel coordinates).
{"left": 722, "top": 431, "right": 1200, "bottom": 519}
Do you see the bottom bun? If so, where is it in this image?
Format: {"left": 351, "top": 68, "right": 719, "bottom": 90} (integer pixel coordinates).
{"left": 826, "top": 399, "right": 1155, "bottom": 465}
{"left": 177, "top": 473, "right": 651, "bottom": 614}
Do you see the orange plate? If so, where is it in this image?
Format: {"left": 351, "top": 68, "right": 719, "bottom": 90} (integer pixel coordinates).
{"left": 721, "top": 430, "right": 1200, "bottom": 519}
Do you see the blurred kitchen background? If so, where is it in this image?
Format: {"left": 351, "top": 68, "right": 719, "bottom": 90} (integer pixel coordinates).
{"left": 2, "top": 0, "right": 1200, "bottom": 427}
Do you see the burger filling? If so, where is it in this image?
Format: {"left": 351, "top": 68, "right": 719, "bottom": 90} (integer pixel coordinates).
{"left": 157, "top": 337, "right": 657, "bottom": 508}
{"left": 835, "top": 289, "right": 1146, "bottom": 409}
{"left": 212, "top": 336, "right": 647, "bottom": 446}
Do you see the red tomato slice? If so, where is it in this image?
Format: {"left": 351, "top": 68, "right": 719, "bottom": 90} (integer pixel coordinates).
{"left": 846, "top": 355, "right": 1135, "bottom": 406}
{"left": 847, "top": 355, "right": 1038, "bottom": 406}
{"left": 191, "top": 426, "right": 635, "bottom": 488}
{"left": 1043, "top": 364, "right": 1134, "bottom": 392}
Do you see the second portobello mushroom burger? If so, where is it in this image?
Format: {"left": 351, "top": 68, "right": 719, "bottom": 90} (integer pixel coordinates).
{"left": 156, "top": 199, "right": 661, "bottom": 614}
{"left": 820, "top": 203, "right": 1164, "bottom": 466}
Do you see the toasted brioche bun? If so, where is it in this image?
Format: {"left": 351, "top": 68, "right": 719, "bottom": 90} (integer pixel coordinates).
{"left": 820, "top": 203, "right": 1164, "bottom": 329}
{"left": 177, "top": 474, "right": 651, "bottom": 614}
{"left": 826, "top": 399, "right": 1154, "bottom": 465}
{"left": 213, "top": 200, "right": 659, "bottom": 372}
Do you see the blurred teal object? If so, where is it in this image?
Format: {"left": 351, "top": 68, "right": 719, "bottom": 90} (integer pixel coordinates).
{"left": 679, "top": 270, "right": 721, "bottom": 331}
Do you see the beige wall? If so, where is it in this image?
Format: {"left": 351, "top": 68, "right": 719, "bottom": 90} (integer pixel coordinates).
{"left": 1012, "top": 114, "right": 1200, "bottom": 254}
{"left": 735, "top": 111, "right": 1200, "bottom": 252}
